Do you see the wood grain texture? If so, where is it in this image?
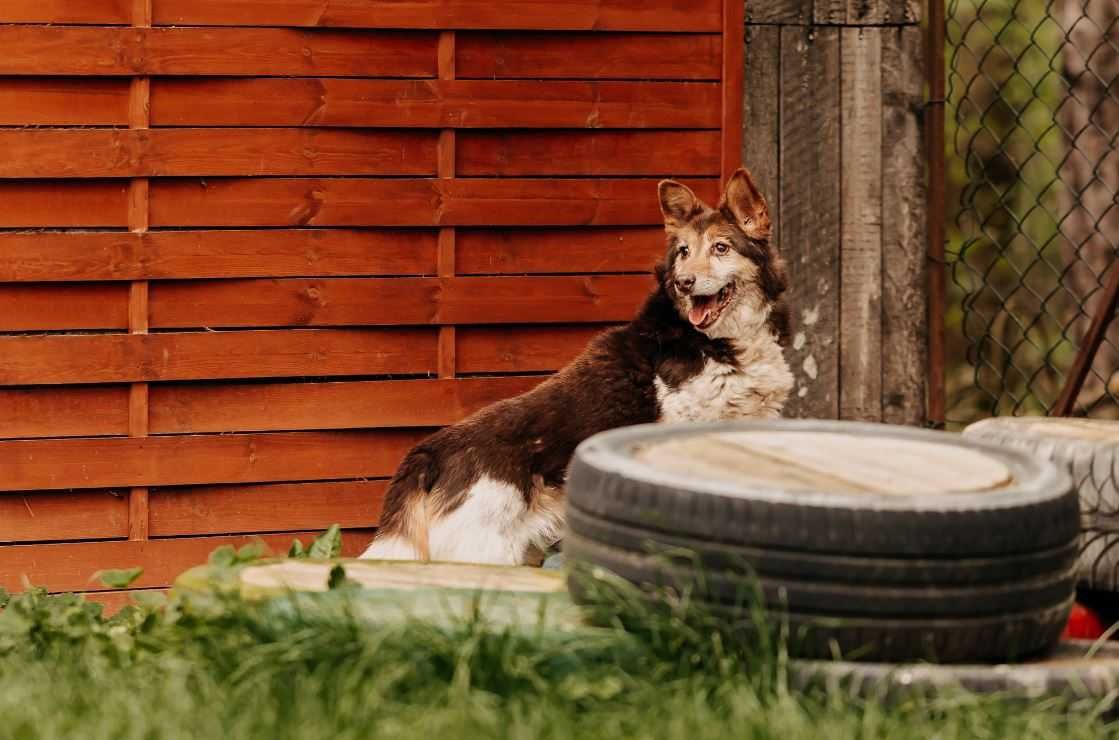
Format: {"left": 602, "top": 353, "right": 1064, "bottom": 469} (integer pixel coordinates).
{"left": 0, "top": 387, "right": 129, "bottom": 439}
{"left": 456, "top": 325, "right": 608, "bottom": 373}
{"left": 0, "top": 490, "right": 129, "bottom": 544}
{"left": 456, "top": 227, "right": 662, "bottom": 274}
{"left": 0, "top": 0, "right": 128, "bottom": 23}
{"left": 745, "top": 0, "right": 811, "bottom": 23}
{"left": 0, "top": 329, "right": 438, "bottom": 385}
{"left": 149, "top": 79, "right": 721, "bottom": 129}
{"left": 0, "top": 284, "right": 129, "bottom": 331}
{"left": 0, "top": 181, "right": 128, "bottom": 227}
{"left": 0, "top": 230, "right": 437, "bottom": 282}
{"left": 456, "top": 131, "right": 720, "bottom": 176}
{"left": 0, "top": 129, "right": 438, "bottom": 178}
{"left": 721, "top": 0, "right": 745, "bottom": 183}
{"left": 0, "top": 431, "right": 427, "bottom": 492}
{"left": 839, "top": 27, "right": 884, "bottom": 422}
{"left": 742, "top": 26, "right": 781, "bottom": 257}
{"left": 148, "top": 377, "right": 545, "bottom": 433}
{"left": 0, "top": 78, "right": 129, "bottom": 125}
{"left": 1, "top": 530, "right": 376, "bottom": 593}
{"left": 880, "top": 26, "right": 926, "bottom": 425}
{"left": 456, "top": 32, "right": 721, "bottom": 79}
{"left": 779, "top": 27, "right": 841, "bottom": 419}
{"left": 146, "top": 178, "right": 719, "bottom": 228}
{"left": 147, "top": 275, "right": 652, "bottom": 328}
{"left": 0, "top": 27, "right": 437, "bottom": 77}
{"left": 149, "top": 481, "right": 386, "bottom": 536}
{"left": 150, "top": 0, "right": 722, "bottom": 31}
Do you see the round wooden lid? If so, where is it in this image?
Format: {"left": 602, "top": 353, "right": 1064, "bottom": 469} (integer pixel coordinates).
{"left": 239, "top": 559, "right": 566, "bottom": 594}
{"left": 633, "top": 430, "right": 1013, "bottom": 495}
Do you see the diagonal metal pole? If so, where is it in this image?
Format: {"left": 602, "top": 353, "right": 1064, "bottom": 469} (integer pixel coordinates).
{"left": 1051, "top": 257, "right": 1119, "bottom": 417}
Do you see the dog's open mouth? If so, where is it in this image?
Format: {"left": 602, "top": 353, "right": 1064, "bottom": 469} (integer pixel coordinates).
{"left": 687, "top": 284, "right": 736, "bottom": 329}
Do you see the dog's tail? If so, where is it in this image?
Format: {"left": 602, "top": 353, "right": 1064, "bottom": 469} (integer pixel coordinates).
{"left": 361, "top": 449, "right": 438, "bottom": 561}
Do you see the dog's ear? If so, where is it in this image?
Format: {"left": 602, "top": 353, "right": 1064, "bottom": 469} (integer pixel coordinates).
{"left": 720, "top": 167, "right": 771, "bottom": 241}
{"left": 658, "top": 180, "right": 700, "bottom": 227}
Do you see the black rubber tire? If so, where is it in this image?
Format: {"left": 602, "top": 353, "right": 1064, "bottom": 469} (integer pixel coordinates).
{"left": 565, "top": 532, "right": 1077, "bottom": 618}
{"left": 567, "top": 421, "right": 1079, "bottom": 558}
{"left": 566, "top": 504, "right": 1082, "bottom": 587}
{"left": 568, "top": 567, "right": 1072, "bottom": 663}
{"left": 964, "top": 417, "right": 1119, "bottom": 592}
{"left": 789, "top": 639, "right": 1119, "bottom": 706}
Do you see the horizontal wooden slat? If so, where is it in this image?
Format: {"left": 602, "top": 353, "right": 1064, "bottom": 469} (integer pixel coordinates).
{"left": 0, "top": 129, "right": 438, "bottom": 178}
{"left": 0, "top": 329, "right": 438, "bottom": 385}
{"left": 150, "top": 0, "right": 721, "bottom": 31}
{"left": 0, "top": 490, "right": 128, "bottom": 543}
{"left": 82, "top": 589, "right": 168, "bottom": 616}
{"left": 0, "top": 284, "right": 129, "bottom": 331}
{"left": 1, "top": 530, "right": 375, "bottom": 593}
{"left": 0, "top": 387, "right": 129, "bottom": 439}
{"left": 147, "top": 275, "right": 652, "bottom": 328}
{"left": 0, "top": 430, "right": 425, "bottom": 491}
{"left": 0, "top": 230, "right": 437, "bottom": 282}
{"left": 457, "top": 325, "right": 608, "bottom": 373}
{"left": 149, "top": 79, "right": 720, "bottom": 128}
{"left": 456, "top": 227, "right": 663, "bottom": 274}
{"left": 457, "top": 130, "right": 720, "bottom": 176}
{"left": 148, "top": 376, "right": 543, "bottom": 433}
{"left": 0, "top": 27, "right": 437, "bottom": 77}
{"left": 146, "top": 178, "right": 719, "bottom": 227}
{"left": 0, "top": 181, "right": 128, "bottom": 227}
{"left": 0, "top": 78, "right": 129, "bottom": 125}
{"left": 456, "top": 32, "right": 722, "bottom": 80}
{"left": 0, "top": 0, "right": 128, "bottom": 24}
{"left": 150, "top": 481, "right": 385, "bottom": 537}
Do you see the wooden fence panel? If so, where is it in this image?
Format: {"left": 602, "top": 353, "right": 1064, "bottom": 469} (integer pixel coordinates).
{"left": 0, "top": 1, "right": 742, "bottom": 598}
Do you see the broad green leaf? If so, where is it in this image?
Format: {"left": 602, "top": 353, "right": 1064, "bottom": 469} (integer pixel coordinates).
{"left": 236, "top": 542, "right": 267, "bottom": 563}
{"left": 208, "top": 545, "right": 237, "bottom": 568}
{"left": 309, "top": 524, "right": 342, "bottom": 560}
{"left": 93, "top": 567, "right": 144, "bottom": 589}
{"left": 288, "top": 539, "right": 307, "bottom": 559}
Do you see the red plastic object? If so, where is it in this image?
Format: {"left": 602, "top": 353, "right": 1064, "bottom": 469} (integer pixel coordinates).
{"left": 1063, "top": 602, "right": 1106, "bottom": 640}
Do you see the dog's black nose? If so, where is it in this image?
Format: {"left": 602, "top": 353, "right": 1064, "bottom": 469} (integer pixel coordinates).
{"left": 674, "top": 275, "right": 696, "bottom": 294}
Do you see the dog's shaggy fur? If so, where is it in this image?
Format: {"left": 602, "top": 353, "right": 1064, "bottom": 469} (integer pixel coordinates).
{"left": 360, "top": 167, "right": 794, "bottom": 565}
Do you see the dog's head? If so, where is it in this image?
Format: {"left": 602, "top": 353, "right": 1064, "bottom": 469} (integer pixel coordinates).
{"left": 656, "top": 167, "right": 786, "bottom": 339}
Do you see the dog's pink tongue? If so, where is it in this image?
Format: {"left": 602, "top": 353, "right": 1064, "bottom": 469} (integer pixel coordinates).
{"left": 688, "top": 296, "right": 714, "bottom": 326}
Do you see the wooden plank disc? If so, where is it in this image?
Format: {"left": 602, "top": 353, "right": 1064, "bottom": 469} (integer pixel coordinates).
{"left": 238, "top": 559, "right": 566, "bottom": 595}
{"left": 635, "top": 431, "right": 1013, "bottom": 496}
{"left": 968, "top": 416, "right": 1119, "bottom": 445}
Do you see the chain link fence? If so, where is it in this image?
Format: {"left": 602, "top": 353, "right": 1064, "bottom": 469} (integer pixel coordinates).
{"left": 945, "top": 0, "right": 1118, "bottom": 427}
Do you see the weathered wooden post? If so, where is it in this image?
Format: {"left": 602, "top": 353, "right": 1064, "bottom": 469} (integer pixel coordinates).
{"left": 742, "top": 0, "right": 928, "bottom": 425}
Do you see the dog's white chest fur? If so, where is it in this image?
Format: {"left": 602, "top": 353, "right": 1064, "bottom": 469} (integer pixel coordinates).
{"left": 655, "top": 334, "right": 793, "bottom": 423}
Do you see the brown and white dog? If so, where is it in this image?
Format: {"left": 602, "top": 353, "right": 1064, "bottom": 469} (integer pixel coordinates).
{"left": 359, "top": 167, "right": 794, "bottom": 565}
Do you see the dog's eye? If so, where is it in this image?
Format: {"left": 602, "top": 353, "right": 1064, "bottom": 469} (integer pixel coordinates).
{"left": 713, "top": 242, "right": 730, "bottom": 255}
{"left": 677, "top": 245, "right": 690, "bottom": 258}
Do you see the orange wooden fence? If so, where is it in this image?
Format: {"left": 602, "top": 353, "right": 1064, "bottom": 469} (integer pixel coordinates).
{"left": 0, "top": 0, "right": 743, "bottom": 602}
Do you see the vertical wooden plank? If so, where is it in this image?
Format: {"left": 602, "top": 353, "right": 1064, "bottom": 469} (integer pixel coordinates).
{"left": 748, "top": 0, "right": 811, "bottom": 25}
{"left": 839, "top": 27, "right": 883, "bottom": 421}
{"left": 128, "top": 0, "right": 152, "bottom": 542}
{"left": 814, "top": 0, "right": 847, "bottom": 24}
{"left": 742, "top": 26, "right": 781, "bottom": 256}
{"left": 721, "top": 0, "right": 745, "bottom": 183}
{"left": 437, "top": 30, "right": 457, "bottom": 379}
{"left": 779, "top": 26, "right": 841, "bottom": 419}
{"left": 881, "top": 26, "right": 926, "bottom": 425}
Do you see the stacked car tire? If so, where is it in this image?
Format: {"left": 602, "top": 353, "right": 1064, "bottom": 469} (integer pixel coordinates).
{"left": 964, "top": 417, "right": 1119, "bottom": 595}
{"left": 565, "top": 421, "right": 1081, "bottom": 663}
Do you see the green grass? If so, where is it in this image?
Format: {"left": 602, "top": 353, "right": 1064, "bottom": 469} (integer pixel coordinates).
{"left": 0, "top": 565, "right": 1115, "bottom": 740}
